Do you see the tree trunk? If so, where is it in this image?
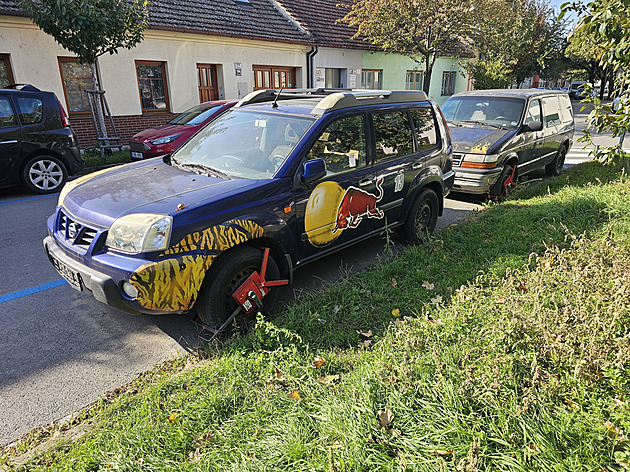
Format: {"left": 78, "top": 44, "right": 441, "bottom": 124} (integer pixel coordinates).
{"left": 423, "top": 52, "right": 437, "bottom": 96}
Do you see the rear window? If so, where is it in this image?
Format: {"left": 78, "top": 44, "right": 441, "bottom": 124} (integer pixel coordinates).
{"left": 542, "top": 96, "right": 561, "bottom": 127}
{"left": 411, "top": 108, "right": 438, "bottom": 150}
{"left": 16, "top": 96, "right": 43, "bottom": 125}
{"left": 0, "top": 95, "right": 16, "bottom": 127}
{"left": 373, "top": 111, "right": 413, "bottom": 160}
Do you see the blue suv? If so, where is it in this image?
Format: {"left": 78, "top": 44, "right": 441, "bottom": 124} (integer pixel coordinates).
{"left": 44, "top": 89, "right": 454, "bottom": 330}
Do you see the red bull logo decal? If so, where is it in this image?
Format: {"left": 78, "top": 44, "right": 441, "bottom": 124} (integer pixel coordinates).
{"left": 304, "top": 178, "right": 384, "bottom": 247}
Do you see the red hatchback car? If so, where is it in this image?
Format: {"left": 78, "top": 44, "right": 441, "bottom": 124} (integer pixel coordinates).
{"left": 129, "top": 100, "right": 237, "bottom": 159}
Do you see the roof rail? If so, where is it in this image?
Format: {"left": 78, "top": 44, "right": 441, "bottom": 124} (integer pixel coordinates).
{"left": 4, "top": 83, "right": 41, "bottom": 92}
{"left": 236, "top": 88, "right": 429, "bottom": 114}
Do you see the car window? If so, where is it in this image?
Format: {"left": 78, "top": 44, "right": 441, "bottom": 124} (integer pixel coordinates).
{"left": 0, "top": 95, "right": 16, "bottom": 127}
{"left": 172, "top": 108, "right": 314, "bottom": 179}
{"left": 16, "top": 96, "right": 43, "bottom": 125}
{"left": 441, "top": 96, "right": 524, "bottom": 128}
{"left": 168, "top": 104, "right": 223, "bottom": 126}
{"left": 373, "top": 111, "right": 413, "bottom": 160}
{"left": 558, "top": 94, "right": 573, "bottom": 124}
{"left": 306, "top": 114, "right": 366, "bottom": 175}
{"left": 410, "top": 108, "right": 438, "bottom": 151}
{"left": 542, "top": 96, "right": 562, "bottom": 126}
{"left": 525, "top": 99, "right": 542, "bottom": 125}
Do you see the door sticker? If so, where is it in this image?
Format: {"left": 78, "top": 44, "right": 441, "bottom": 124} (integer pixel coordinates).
{"left": 394, "top": 172, "right": 404, "bottom": 193}
{"left": 305, "top": 178, "right": 384, "bottom": 247}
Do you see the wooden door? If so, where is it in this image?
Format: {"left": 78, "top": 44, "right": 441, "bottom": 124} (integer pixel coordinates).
{"left": 197, "top": 64, "right": 219, "bottom": 102}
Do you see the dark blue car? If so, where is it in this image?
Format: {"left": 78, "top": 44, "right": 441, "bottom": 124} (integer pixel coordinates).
{"left": 44, "top": 89, "right": 454, "bottom": 330}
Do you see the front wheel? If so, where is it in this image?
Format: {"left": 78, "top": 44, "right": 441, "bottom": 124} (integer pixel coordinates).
{"left": 196, "top": 246, "right": 280, "bottom": 332}
{"left": 489, "top": 163, "right": 516, "bottom": 200}
{"left": 401, "top": 189, "right": 439, "bottom": 243}
{"left": 545, "top": 145, "right": 567, "bottom": 176}
{"left": 22, "top": 155, "right": 68, "bottom": 194}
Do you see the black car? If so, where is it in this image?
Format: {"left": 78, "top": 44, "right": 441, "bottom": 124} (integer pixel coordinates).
{"left": 0, "top": 84, "right": 84, "bottom": 193}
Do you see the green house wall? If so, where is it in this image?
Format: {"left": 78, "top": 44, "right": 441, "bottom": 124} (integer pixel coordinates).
{"left": 361, "top": 51, "right": 469, "bottom": 106}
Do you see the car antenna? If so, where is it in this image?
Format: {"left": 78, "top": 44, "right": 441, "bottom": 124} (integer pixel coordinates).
{"left": 272, "top": 87, "right": 284, "bottom": 108}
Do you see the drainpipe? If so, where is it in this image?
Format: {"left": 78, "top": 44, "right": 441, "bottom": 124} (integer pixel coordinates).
{"left": 306, "top": 46, "right": 318, "bottom": 88}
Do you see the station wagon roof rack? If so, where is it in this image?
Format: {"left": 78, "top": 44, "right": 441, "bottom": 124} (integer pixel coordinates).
{"left": 3, "top": 83, "right": 41, "bottom": 92}
{"left": 236, "top": 88, "right": 429, "bottom": 115}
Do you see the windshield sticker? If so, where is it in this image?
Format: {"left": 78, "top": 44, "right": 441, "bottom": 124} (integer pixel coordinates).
{"left": 305, "top": 178, "right": 384, "bottom": 247}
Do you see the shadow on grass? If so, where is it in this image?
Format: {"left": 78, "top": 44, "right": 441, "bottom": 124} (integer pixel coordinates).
{"left": 231, "top": 161, "right": 627, "bottom": 353}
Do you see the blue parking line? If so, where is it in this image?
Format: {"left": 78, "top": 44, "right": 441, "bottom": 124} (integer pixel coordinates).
{"left": 0, "top": 279, "right": 67, "bottom": 304}
{"left": 0, "top": 194, "right": 57, "bottom": 205}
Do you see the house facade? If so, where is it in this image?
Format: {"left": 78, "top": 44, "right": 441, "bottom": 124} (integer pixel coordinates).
{"left": 0, "top": 0, "right": 472, "bottom": 149}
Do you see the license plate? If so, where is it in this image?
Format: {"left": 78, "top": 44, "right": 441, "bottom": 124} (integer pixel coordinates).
{"left": 50, "top": 255, "right": 83, "bottom": 291}
{"left": 131, "top": 151, "right": 143, "bottom": 159}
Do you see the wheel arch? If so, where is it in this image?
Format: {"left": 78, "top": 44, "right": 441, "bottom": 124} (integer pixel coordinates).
{"left": 19, "top": 148, "right": 69, "bottom": 178}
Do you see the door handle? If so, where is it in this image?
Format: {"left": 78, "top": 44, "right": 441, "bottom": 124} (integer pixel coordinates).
{"left": 412, "top": 163, "right": 423, "bottom": 170}
{"left": 358, "top": 179, "right": 372, "bottom": 187}
{"left": 0, "top": 140, "right": 18, "bottom": 144}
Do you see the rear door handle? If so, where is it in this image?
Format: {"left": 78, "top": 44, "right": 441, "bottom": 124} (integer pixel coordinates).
{"left": 358, "top": 178, "right": 373, "bottom": 187}
{"left": 412, "top": 163, "right": 423, "bottom": 170}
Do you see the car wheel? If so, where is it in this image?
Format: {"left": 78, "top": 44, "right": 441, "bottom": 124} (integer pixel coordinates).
{"left": 402, "top": 189, "right": 439, "bottom": 243}
{"left": 196, "top": 246, "right": 280, "bottom": 332}
{"left": 22, "top": 155, "right": 68, "bottom": 194}
{"left": 489, "top": 163, "right": 516, "bottom": 200}
{"left": 545, "top": 145, "right": 567, "bottom": 176}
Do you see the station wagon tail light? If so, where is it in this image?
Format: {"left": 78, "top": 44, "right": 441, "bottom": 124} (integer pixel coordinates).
{"left": 106, "top": 214, "right": 172, "bottom": 253}
{"left": 56, "top": 98, "right": 70, "bottom": 127}
{"left": 461, "top": 153, "right": 499, "bottom": 169}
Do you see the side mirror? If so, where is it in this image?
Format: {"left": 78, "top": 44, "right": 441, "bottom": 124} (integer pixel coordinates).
{"left": 523, "top": 120, "right": 543, "bottom": 132}
{"left": 162, "top": 154, "right": 172, "bottom": 164}
{"left": 301, "top": 158, "right": 327, "bottom": 184}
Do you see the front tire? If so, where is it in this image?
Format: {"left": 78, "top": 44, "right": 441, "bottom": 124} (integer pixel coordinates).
{"left": 489, "top": 163, "right": 515, "bottom": 200}
{"left": 196, "top": 246, "right": 280, "bottom": 332}
{"left": 22, "top": 155, "right": 68, "bottom": 194}
{"left": 401, "top": 189, "right": 439, "bottom": 243}
{"left": 545, "top": 145, "right": 567, "bottom": 176}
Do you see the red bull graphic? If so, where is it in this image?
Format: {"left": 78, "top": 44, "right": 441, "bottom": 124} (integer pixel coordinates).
{"left": 333, "top": 177, "right": 384, "bottom": 232}
{"left": 304, "top": 178, "right": 384, "bottom": 247}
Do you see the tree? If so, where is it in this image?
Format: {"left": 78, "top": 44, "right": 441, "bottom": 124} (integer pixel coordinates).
{"left": 19, "top": 0, "right": 150, "bottom": 148}
{"left": 341, "top": 0, "right": 497, "bottom": 94}
{"left": 468, "top": 59, "right": 513, "bottom": 90}
{"left": 562, "top": 0, "right": 629, "bottom": 163}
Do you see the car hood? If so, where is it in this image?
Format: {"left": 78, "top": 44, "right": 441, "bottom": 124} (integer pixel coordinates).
{"left": 130, "top": 124, "right": 191, "bottom": 142}
{"left": 62, "top": 159, "right": 256, "bottom": 227}
{"left": 449, "top": 125, "right": 515, "bottom": 154}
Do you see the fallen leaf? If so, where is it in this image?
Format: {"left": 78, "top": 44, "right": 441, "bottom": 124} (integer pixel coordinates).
{"left": 167, "top": 412, "right": 179, "bottom": 424}
{"left": 422, "top": 281, "right": 435, "bottom": 291}
{"left": 333, "top": 305, "right": 340, "bottom": 314}
{"left": 289, "top": 389, "right": 302, "bottom": 401}
{"left": 605, "top": 421, "right": 620, "bottom": 435}
{"left": 378, "top": 406, "right": 394, "bottom": 428}
{"left": 527, "top": 443, "right": 539, "bottom": 454}
{"left": 275, "top": 367, "right": 283, "bottom": 380}
{"left": 390, "top": 428, "right": 401, "bottom": 438}
{"left": 565, "top": 398, "right": 580, "bottom": 410}
{"left": 391, "top": 278, "right": 398, "bottom": 288}
{"left": 496, "top": 297, "right": 506, "bottom": 304}
{"left": 319, "top": 375, "right": 340, "bottom": 386}
{"left": 176, "top": 203, "right": 186, "bottom": 211}
{"left": 356, "top": 329, "right": 373, "bottom": 338}
{"left": 391, "top": 308, "right": 401, "bottom": 317}
{"left": 358, "top": 339, "right": 372, "bottom": 349}
{"left": 518, "top": 283, "right": 528, "bottom": 293}
{"left": 311, "top": 357, "right": 326, "bottom": 368}
{"left": 428, "top": 449, "right": 453, "bottom": 456}
{"left": 430, "top": 295, "right": 442, "bottom": 305}
{"left": 614, "top": 398, "right": 625, "bottom": 407}
{"left": 253, "top": 427, "right": 259, "bottom": 437}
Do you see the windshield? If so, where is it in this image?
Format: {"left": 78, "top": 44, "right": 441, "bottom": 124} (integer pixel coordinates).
{"left": 168, "top": 104, "right": 224, "bottom": 126}
{"left": 441, "top": 96, "right": 525, "bottom": 128}
{"left": 172, "top": 109, "right": 314, "bottom": 179}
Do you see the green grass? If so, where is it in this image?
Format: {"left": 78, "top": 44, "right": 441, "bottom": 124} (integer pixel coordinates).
{"left": 3, "top": 161, "right": 630, "bottom": 471}
{"left": 81, "top": 147, "right": 131, "bottom": 169}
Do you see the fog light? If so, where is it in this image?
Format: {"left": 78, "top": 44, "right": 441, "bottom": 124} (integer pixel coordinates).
{"left": 122, "top": 281, "right": 138, "bottom": 299}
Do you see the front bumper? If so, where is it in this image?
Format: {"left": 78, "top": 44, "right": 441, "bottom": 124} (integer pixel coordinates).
{"left": 453, "top": 167, "right": 502, "bottom": 194}
{"left": 43, "top": 236, "right": 142, "bottom": 315}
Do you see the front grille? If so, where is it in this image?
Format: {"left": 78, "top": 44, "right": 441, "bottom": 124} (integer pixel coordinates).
{"left": 129, "top": 141, "right": 150, "bottom": 152}
{"left": 58, "top": 210, "right": 99, "bottom": 250}
{"left": 452, "top": 152, "right": 465, "bottom": 167}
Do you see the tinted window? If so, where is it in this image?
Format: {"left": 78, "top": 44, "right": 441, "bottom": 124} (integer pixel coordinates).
{"left": 411, "top": 108, "right": 437, "bottom": 150}
{"left": 373, "top": 111, "right": 413, "bottom": 160}
{"left": 307, "top": 115, "right": 366, "bottom": 175}
{"left": 168, "top": 104, "right": 223, "bottom": 126}
{"left": 0, "top": 95, "right": 16, "bottom": 127}
{"left": 16, "top": 97, "right": 43, "bottom": 125}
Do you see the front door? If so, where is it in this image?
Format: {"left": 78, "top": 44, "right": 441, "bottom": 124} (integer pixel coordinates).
{"left": 294, "top": 113, "right": 383, "bottom": 263}
{"left": 0, "top": 94, "right": 20, "bottom": 184}
{"left": 519, "top": 98, "right": 545, "bottom": 173}
{"left": 197, "top": 64, "right": 219, "bottom": 102}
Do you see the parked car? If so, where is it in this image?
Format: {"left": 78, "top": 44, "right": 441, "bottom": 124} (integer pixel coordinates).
{"left": 0, "top": 84, "right": 83, "bottom": 193}
{"left": 441, "top": 89, "right": 574, "bottom": 198}
{"left": 129, "top": 100, "right": 237, "bottom": 159}
{"left": 569, "top": 81, "right": 587, "bottom": 99}
{"left": 44, "top": 89, "right": 454, "bottom": 330}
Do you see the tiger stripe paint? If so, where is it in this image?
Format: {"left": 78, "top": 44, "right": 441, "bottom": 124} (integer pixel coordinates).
{"left": 130, "top": 220, "right": 264, "bottom": 312}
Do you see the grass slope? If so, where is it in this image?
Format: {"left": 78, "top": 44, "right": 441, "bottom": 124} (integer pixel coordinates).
{"left": 4, "top": 162, "right": 630, "bottom": 471}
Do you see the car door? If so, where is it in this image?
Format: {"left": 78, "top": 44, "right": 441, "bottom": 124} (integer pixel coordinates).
{"left": 518, "top": 98, "right": 545, "bottom": 174}
{"left": 0, "top": 94, "right": 21, "bottom": 184}
{"left": 370, "top": 107, "right": 439, "bottom": 227}
{"left": 541, "top": 95, "right": 562, "bottom": 162}
{"left": 293, "top": 113, "right": 382, "bottom": 263}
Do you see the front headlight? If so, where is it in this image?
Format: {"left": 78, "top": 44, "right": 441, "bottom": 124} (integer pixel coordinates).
{"left": 106, "top": 213, "right": 172, "bottom": 253}
{"left": 461, "top": 153, "right": 500, "bottom": 169}
{"left": 150, "top": 134, "right": 181, "bottom": 146}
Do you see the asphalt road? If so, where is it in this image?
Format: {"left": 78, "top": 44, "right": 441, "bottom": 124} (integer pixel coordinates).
{"left": 0, "top": 100, "right": 626, "bottom": 446}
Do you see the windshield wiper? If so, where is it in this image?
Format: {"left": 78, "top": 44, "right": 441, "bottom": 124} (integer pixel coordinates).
{"left": 173, "top": 161, "right": 232, "bottom": 180}
{"left": 459, "top": 120, "right": 503, "bottom": 129}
